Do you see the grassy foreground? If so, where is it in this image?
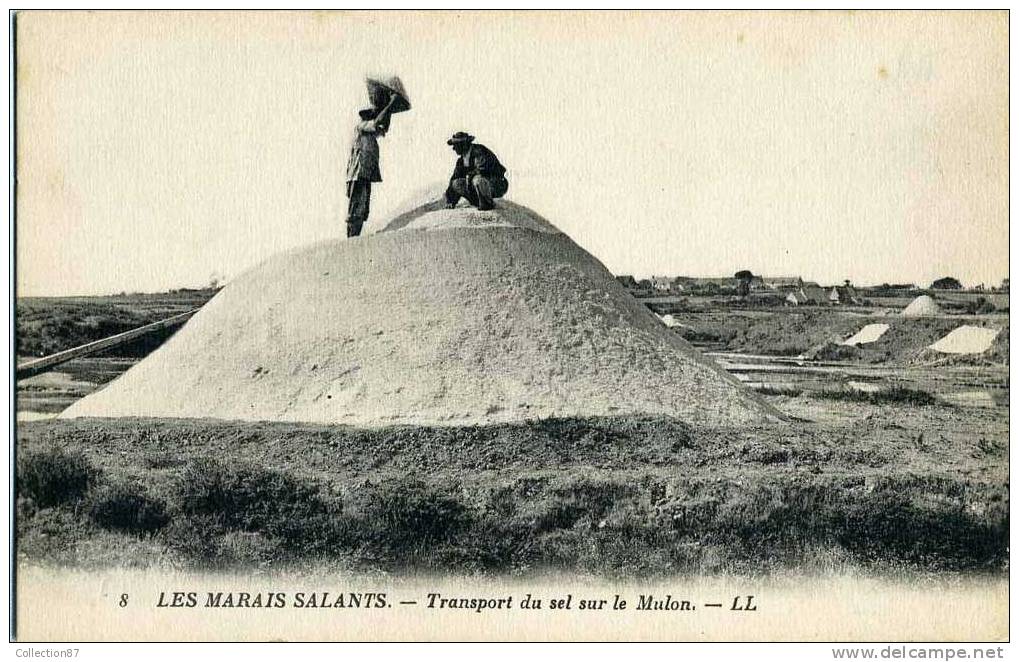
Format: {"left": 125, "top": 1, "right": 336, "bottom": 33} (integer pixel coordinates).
{"left": 15, "top": 410, "right": 1008, "bottom": 576}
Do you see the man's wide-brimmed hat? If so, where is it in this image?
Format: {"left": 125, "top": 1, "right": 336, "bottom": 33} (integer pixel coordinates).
{"left": 447, "top": 131, "right": 475, "bottom": 145}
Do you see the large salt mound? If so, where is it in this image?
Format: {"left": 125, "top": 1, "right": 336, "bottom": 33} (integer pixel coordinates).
{"left": 63, "top": 202, "right": 779, "bottom": 426}
{"left": 902, "top": 295, "right": 942, "bottom": 317}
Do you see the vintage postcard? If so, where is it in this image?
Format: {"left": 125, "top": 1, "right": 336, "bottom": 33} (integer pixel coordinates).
{"left": 10, "top": 10, "right": 1009, "bottom": 645}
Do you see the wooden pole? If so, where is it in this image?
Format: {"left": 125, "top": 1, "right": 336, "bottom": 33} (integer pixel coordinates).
{"left": 16, "top": 308, "right": 200, "bottom": 380}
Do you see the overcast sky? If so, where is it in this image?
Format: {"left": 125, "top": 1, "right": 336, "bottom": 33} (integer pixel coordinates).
{"left": 16, "top": 11, "right": 1008, "bottom": 296}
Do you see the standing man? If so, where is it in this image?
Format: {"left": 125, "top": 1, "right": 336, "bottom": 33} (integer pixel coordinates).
{"left": 444, "top": 132, "right": 509, "bottom": 211}
{"left": 345, "top": 92, "right": 399, "bottom": 237}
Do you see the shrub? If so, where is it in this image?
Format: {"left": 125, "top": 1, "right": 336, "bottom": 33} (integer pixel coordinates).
{"left": 15, "top": 506, "right": 92, "bottom": 562}
{"left": 268, "top": 512, "right": 357, "bottom": 553}
{"left": 768, "top": 345, "right": 808, "bottom": 357}
{"left": 360, "top": 480, "right": 470, "bottom": 548}
{"left": 16, "top": 496, "right": 37, "bottom": 521}
{"left": 531, "top": 479, "right": 626, "bottom": 532}
{"left": 142, "top": 453, "right": 186, "bottom": 470}
{"left": 161, "top": 514, "right": 227, "bottom": 566}
{"left": 171, "top": 461, "right": 330, "bottom": 535}
{"left": 804, "top": 342, "right": 861, "bottom": 362}
{"left": 17, "top": 446, "right": 96, "bottom": 507}
{"left": 753, "top": 386, "right": 802, "bottom": 397}
{"left": 965, "top": 297, "right": 996, "bottom": 315}
{"left": 433, "top": 516, "right": 534, "bottom": 572}
{"left": 86, "top": 482, "right": 170, "bottom": 534}
{"left": 814, "top": 385, "right": 937, "bottom": 406}
{"left": 677, "top": 328, "right": 736, "bottom": 344}
{"left": 741, "top": 442, "right": 791, "bottom": 465}
{"left": 830, "top": 481, "right": 1007, "bottom": 569}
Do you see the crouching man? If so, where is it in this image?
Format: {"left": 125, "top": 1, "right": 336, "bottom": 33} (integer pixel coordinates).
{"left": 444, "top": 132, "right": 508, "bottom": 211}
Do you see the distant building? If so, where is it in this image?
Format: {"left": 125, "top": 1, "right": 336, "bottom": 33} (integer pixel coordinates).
{"left": 802, "top": 284, "right": 828, "bottom": 303}
{"left": 829, "top": 285, "right": 864, "bottom": 306}
{"left": 676, "top": 277, "right": 738, "bottom": 290}
{"left": 785, "top": 284, "right": 828, "bottom": 306}
{"left": 650, "top": 276, "right": 674, "bottom": 292}
{"left": 760, "top": 276, "right": 803, "bottom": 291}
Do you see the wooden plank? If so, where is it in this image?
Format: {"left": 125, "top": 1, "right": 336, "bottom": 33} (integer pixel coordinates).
{"left": 16, "top": 309, "right": 200, "bottom": 379}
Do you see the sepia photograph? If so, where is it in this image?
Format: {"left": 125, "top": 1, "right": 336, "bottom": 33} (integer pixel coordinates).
{"left": 9, "top": 9, "right": 1010, "bottom": 645}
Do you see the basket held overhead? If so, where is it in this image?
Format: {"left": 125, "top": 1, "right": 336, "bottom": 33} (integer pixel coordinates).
{"left": 366, "top": 76, "right": 411, "bottom": 114}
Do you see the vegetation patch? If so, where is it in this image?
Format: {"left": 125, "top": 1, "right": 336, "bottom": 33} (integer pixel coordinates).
{"left": 752, "top": 386, "right": 803, "bottom": 397}
{"left": 14, "top": 413, "right": 1007, "bottom": 575}
{"left": 86, "top": 482, "right": 170, "bottom": 534}
{"left": 16, "top": 289, "right": 217, "bottom": 358}
{"left": 813, "top": 386, "right": 939, "bottom": 406}
{"left": 171, "top": 461, "right": 332, "bottom": 535}
{"left": 17, "top": 446, "right": 96, "bottom": 507}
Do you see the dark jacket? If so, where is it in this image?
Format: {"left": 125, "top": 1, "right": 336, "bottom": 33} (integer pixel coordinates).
{"left": 451, "top": 143, "right": 507, "bottom": 182}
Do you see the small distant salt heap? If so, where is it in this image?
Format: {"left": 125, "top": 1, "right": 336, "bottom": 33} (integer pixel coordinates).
{"left": 658, "top": 314, "right": 686, "bottom": 329}
{"left": 63, "top": 197, "right": 779, "bottom": 427}
{"left": 902, "top": 295, "right": 942, "bottom": 317}
{"left": 929, "top": 326, "right": 999, "bottom": 354}
{"left": 840, "top": 323, "right": 890, "bottom": 347}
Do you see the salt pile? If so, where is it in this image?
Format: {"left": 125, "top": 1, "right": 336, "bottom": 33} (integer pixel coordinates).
{"left": 840, "top": 323, "right": 890, "bottom": 346}
{"left": 389, "top": 200, "right": 560, "bottom": 234}
{"left": 380, "top": 197, "right": 560, "bottom": 234}
{"left": 658, "top": 314, "right": 687, "bottom": 329}
{"left": 63, "top": 199, "right": 778, "bottom": 426}
{"left": 928, "top": 326, "right": 999, "bottom": 354}
{"left": 902, "top": 295, "right": 942, "bottom": 317}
